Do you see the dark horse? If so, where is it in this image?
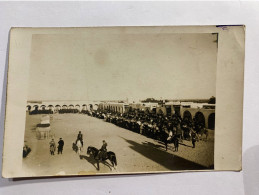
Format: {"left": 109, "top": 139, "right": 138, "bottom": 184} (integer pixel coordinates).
{"left": 87, "top": 146, "right": 117, "bottom": 171}
{"left": 162, "top": 134, "right": 180, "bottom": 152}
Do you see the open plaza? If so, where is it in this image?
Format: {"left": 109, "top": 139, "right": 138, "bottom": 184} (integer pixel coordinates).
{"left": 23, "top": 102, "right": 214, "bottom": 176}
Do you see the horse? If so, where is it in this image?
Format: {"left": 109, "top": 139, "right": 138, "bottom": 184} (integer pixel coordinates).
{"left": 76, "top": 140, "right": 82, "bottom": 155}
{"left": 87, "top": 146, "right": 117, "bottom": 171}
{"left": 72, "top": 142, "right": 78, "bottom": 153}
{"left": 164, "top": 134, "right": 180, "bottom": 152}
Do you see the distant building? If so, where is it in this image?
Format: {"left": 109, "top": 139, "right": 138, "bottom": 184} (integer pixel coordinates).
{"left": 98, "top": 102, "right": 129, "bottom": 114}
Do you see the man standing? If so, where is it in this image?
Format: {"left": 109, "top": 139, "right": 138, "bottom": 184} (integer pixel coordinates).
{"left": 174, "top": 136, "right": 179, "bottom": 152}
{"left": 49, "top": 139, "right": 56, "bottom": 155}
{"left": 58, "top": 138, "right": 64, "bottom": 154}
{"left": 191, "top": 131, "right": 197, "bottom": 148}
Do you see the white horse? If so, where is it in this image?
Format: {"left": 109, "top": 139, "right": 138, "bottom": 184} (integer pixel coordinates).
{"left": 76, "top": 139, "right": 82, "bottom": 155}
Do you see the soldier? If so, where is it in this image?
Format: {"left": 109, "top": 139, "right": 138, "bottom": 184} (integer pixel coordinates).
{"left": 49, "top": 139, "right": 56, "bottom": 155}
{"left": 57, "top": 138, "right": 64, "bottom": 154}
{"left": 191, "top": 131, "right": 197, "bottom": 148}
{"left": 98, "top": 140, "right": 107, "bottom": 161}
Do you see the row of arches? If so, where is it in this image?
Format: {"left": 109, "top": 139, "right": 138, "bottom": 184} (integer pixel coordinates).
{"left": 27, "top": 104, "right": 98, "bottom": 112}
{"left": 101, "top": 104, "right": 125, "bottom": 114}
{"left": 183, "top": 110, "right": 215, "bottom": 130}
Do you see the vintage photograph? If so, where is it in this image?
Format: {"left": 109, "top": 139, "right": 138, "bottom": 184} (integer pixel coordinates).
{"left": 22, "top": 30, "right": 217, "bottom": 176}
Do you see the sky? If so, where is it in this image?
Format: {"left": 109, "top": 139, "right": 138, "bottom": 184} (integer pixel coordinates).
{"left": 28, "top": 30, "right": 217, "bottom": 101}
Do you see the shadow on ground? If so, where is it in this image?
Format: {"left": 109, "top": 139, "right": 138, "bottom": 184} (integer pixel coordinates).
{"left": 80, "top": 154, "right": 114, "bottom": 171}
{"left": 120, "top": 137, "right": 210, "bottom": 170}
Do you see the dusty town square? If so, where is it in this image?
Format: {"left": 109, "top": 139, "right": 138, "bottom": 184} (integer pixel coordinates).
{"left": 23, "top": 111, "right": 214, "bottom": 176}
{"left": 21, "top": 32, "right": 217, "bottom": 176}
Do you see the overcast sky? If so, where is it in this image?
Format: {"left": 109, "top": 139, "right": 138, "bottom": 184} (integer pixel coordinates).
{"left": 28, "top": 30, "right": 217, "bottom": 101}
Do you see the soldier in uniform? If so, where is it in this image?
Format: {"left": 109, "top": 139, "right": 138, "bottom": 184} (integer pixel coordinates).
{"left": 98, "top": 140, "right": 107, "bottom": 161}
{"left": 191, "top": 130, "right": 198, "bottom": 148}
{"left": 57, "top": 138, "right": 64, "bottom": 154}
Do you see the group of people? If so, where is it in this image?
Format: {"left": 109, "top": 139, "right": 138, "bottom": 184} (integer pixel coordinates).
{"left": 49, "top": 131, "right": 108, "bottom": 161}
{"left": 47, "top": 108, "right": 208, "bottom": 155}
{"left": 73, "top": 131, "right": 108, "bottom": 160}
{"left": 83, "top": 108, "right": 208, "bottom": 151}
{"left": 49, "top": 138, "right": 64, "bottom": 155}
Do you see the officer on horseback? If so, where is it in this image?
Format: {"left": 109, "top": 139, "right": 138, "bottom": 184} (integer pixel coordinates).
{"left": 98, "top": 140, "right": 107, "bottom": 161}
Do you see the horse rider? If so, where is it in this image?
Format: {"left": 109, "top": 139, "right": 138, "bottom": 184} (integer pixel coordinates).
{"left": 76, "top": 131, "right": 83, "bottom": 147}
{"left": 98, "top": 140, "right": 107, "bottom": 161}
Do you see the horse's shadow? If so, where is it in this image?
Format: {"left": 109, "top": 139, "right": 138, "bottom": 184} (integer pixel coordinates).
{"left": 179, "top": 143, "right": 193, "bottom": 148}
{"left": 80, "top": 154, "right": 113, "bottom": 171}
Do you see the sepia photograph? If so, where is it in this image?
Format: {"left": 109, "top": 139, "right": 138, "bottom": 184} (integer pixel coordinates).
{"left": 0, "top": 1, "right": 253, "bottom": 194}
{"left": 22, "top": 29, "right": 217, "bottom": 176}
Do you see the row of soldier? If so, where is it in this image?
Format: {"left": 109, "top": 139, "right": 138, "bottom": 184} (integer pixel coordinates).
{"left": 83, "top": 109, "right": 209, "bottom": 150}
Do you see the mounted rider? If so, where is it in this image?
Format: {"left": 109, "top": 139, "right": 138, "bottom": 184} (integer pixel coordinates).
{"left": 98, "top": 140, "right": 107, "bottom": 161}
{"left": 76, "top": 131, "right": 83, "bottom": 147}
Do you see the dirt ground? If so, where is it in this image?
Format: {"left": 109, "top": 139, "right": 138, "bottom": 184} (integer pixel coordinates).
{"left": 23, "top": 113, "right": 214, "bottom": 176}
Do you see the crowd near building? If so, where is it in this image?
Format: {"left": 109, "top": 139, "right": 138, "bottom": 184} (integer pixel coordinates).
{"left": 26, "top": 98, "right": 215, "bottom": 154}
{"left": 26, "top": 97, "right": 215, "bottom": 131}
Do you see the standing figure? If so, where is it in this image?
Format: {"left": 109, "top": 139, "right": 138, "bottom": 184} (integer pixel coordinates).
{"left": 161, "top": 129, "right": 168, "bottom": 151}
{"left": 191, "top": 131, "right": 197, "bottom": 148}
{"left": 176, "top": 123, "right": 183, "bottom": 142}
{"left": 76, "top": 131, "right": 84, "bottom": 147}
{"left": 49, "top": 139, "right": 56, "bottom": 155}
{"left": 174, "top": 136, "right": 179, "bottom": 152}
{"left": 58, "top": 138, "right": 64, "bottom": 154}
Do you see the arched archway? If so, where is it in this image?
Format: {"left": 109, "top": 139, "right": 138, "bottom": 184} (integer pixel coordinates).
{"left": 48, "top": 105, "right": 54, "bottom": 111}
{"left": 41, "top": 105, "right": 46, "bottom": 110}
{"left": 94, "top": 104, "right": 98, "bottom": 110}
{"left": 55, "top": 105, "right": 61, "bottom": 110}
{"left": 82, "top": 104, "right": 87, "bottom": 110}
{"left": 75, "top": 104, "right": 80, "bottom": 110}
{"left": 27, "top": 105, "right": 31, "bottom": 111}
{"left": 183, "top": 110, "right": 192, "bottom": 121}
{"left": 194, "top": 111, "right": 205, "bottom": 126}
{"left": 33, "top": 105, "right": 39, "bottom": 111}
{"left": 62, "top": 105, "right": 67, "bottom": 109}
{"left": 208, "top": 113, "right": 215, "bottom": 130}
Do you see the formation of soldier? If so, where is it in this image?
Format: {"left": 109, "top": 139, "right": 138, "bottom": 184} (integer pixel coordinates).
{"left": 44, "top": 108, "right": 209, "bottom": 155}
{"left": 83, "top": 108, "right": 208, "bottom": 150}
